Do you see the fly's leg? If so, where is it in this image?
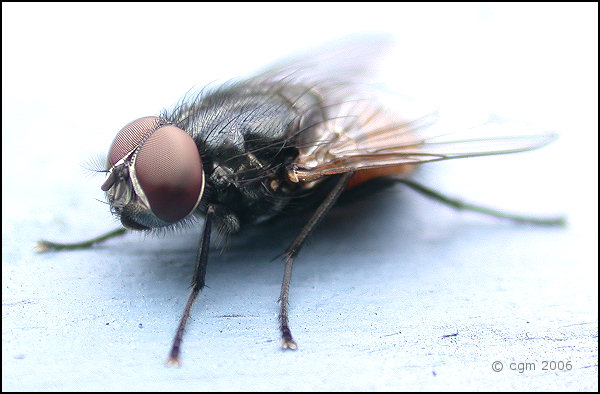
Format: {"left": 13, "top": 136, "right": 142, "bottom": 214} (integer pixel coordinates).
{"left": 396, "top": 178, "right": 566, "bottom": 226}
{"left": 35, "top": 227, "right": 128, "bottom": 252}
{"left": 279, "top": 172, "right": 354, "bottom": 350}
{"left": 166, "top": 205, "right": 214, "bottom": 367}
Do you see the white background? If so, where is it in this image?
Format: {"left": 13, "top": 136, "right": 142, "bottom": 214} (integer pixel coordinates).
{"left": 2, "top": 3, "right": 597, "bottom": 391}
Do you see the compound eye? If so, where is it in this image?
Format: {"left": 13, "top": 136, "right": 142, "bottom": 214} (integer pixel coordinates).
{"left": 135, "top": 125, "right": 204, "bottom": 223}
{"left": 107, "top": 116, "right": 162, "bottom": 168}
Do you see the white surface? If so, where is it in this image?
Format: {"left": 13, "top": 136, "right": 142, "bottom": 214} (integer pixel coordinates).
{"left": 2, "top": 3, "right": 598, "bottom": 391}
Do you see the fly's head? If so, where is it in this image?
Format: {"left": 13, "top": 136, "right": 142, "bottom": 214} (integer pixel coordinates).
{"left": 101, "top": 116, "right": 205, "bottom": 230}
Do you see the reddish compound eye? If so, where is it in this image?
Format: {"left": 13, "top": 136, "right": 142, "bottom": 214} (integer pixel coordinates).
{"left": 135, "top": 125, "right": 204, "bottom": 223}
{"left": 107, "top": 116, "right": 162, "bottom": 167}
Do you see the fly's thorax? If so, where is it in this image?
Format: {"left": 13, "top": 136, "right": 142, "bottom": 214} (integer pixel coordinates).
{"left": 102, "top": 116, "right": 205, "bottom": 230}
{"left": 200, "top": 145, "right": 303, "bottom": 229}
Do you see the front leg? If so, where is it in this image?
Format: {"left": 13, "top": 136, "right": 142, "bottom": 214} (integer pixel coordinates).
{"left": 166, "top": 205, "right": 215, "bottom": 366}
{"left": 35, "top": 228, "right": 127, "bottom": 252}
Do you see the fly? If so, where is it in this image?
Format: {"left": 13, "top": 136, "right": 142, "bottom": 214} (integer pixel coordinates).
{"left": 36, "top": 37, "right": 565, "bottom": 366}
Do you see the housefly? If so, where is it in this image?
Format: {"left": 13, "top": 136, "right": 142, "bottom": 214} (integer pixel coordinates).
{"left": 37, "top": 36, "right": 565, "bottom": 366}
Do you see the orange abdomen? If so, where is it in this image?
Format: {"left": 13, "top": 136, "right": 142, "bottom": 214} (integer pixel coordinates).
{"left": 346, "top": 164, "right": 416, "bottom": 190}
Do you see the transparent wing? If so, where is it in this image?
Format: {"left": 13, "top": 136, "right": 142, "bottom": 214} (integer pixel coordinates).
{"left": 239, "top": 35, "right": 557, "bottom": 184}
{"left": 242, "top": 35, "right": 395, "bottom": 118}
{"left": 251, "top": 34, "right": 393, "bottom": 88}
{"left": 288, "top": 99, "right": 557, "bottom": 182}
